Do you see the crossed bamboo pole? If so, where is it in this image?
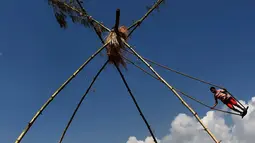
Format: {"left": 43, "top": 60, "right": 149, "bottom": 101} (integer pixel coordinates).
{"left": 15, "top": 42, "right": 109, "bottom": 143}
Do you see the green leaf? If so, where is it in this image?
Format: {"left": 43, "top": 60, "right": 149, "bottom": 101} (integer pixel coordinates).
{"left": 54, "top": 12, "right": 67, "bottom": 28}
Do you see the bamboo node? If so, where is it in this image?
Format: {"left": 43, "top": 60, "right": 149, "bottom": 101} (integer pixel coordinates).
{"left": 137, "top": 20, "right": 142, "bottom": 26}
{"left": 27, "top": 122, "right": 32, "bottom": 127}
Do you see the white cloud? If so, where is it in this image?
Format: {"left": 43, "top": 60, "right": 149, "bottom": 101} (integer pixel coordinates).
{"left": 127, "top": 136, "right": 160, "bottom": 143}
{"left": 126, "top": 97, "right": 255, "bottom": 143}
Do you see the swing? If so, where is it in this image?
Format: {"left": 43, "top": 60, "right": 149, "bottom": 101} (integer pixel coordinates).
{"left": 124, "top": 54, "right": 250, "bottom": 118}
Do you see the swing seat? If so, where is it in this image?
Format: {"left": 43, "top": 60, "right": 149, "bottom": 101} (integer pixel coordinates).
{"left": 241, "top": 106, "right": 249, "bottom": 118}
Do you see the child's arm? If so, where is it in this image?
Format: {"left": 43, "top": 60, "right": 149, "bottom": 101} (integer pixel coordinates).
{"left": 211, "top": 96, "right": 218, "bottom": 109}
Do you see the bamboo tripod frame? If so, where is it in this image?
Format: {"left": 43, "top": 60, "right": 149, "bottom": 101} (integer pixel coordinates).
{"left": 15, "top": 1, "right": 221, "bottom": 143}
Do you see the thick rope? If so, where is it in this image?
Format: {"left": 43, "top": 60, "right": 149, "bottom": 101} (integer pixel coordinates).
{"left": 58, "top": 60, "right": 109, "bottom": 143}
{"left": 114, "top": 62, "right": 158, "bottom": 143}
{"left": 124, "top": 57, "right": 240, "bottom": 116}
{"left": 123, "top": 48, "right": 224, "bottom": 88}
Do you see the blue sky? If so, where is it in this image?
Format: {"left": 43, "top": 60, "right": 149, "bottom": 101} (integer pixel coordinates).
{"left": 1, "top": 0, "right": 255, "bottom": 143}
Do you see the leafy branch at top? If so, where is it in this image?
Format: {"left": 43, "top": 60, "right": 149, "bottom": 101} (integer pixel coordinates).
{"left": 48, "top": 0, "right": 108, "bottom": 35}
{"left": 127, "top": 0, "right": 165, "bottom": 37}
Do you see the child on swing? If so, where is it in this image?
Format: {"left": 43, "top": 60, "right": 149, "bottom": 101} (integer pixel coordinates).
{"left": 210, "top": 87, "right": 248, "bottom": 118}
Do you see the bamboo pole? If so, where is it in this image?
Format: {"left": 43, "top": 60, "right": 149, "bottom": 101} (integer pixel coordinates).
{"left": 127, "top": 0, "right": 164, "bottom": 37}
{"left": 123, "top": 41, "right": 221, "bottom": 143}
{"left": 114, "top": 62, "right": 158, "bottom": 143}
{"left": 15, "top": 42, "right": 109, "bottom": 143}
{"left": 115, "top": 9, "right": 120, "bottom": 31}
{"left": 59, "top": 60, "right": 109, "bottom": 143}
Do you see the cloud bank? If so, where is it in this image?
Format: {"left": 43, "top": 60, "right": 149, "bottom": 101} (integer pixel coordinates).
{"left": 127, "top": 97, "right": 255, "bottom": 143}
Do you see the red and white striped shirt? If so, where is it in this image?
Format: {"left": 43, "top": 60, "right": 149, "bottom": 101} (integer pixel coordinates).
{"left": 214, "top": 89, "right": 231, "bottom": 102}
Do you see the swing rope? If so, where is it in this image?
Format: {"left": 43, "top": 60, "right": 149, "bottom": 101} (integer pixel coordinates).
{"left": 123, "top": 57, "right": 241, "bottom": 116}
{"left": 125, "top": 48, "right": 224, "bottom": 88}
{"left": 123, "top": 49, "right": 246, "bottom": 109}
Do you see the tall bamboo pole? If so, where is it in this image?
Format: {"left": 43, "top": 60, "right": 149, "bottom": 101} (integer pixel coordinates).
{"left": 114, "top": 63, "right": 158, "bottom": 143}
{"left": 123, "top": 41, "right": 221, "bottom": 143}
{"left": 15, "top": 42, "right": 109, "bottom": 143}
{"left": 59, "top": 60, "right": 109, "bottom": 143}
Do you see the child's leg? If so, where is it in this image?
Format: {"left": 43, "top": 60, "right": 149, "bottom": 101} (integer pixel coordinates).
{"left": 226, "top": 103, "right": 242, "bottom": 114}
{"left": 229, "top": 97, "right": 245, "bottom": 110}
